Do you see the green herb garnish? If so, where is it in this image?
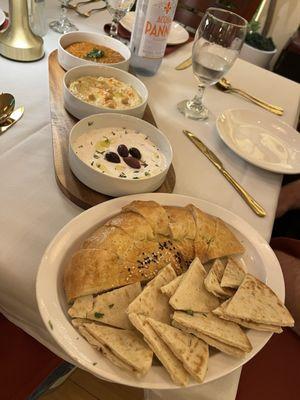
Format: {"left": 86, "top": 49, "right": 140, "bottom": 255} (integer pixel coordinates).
{"left": 48, "top": 320, "right": 53, "bottom": 330}
{"left": 94, "top": 312, "right": 104, "bottom": 318}
{"left": 185, "top": 309, "right": 194, "bottom": 316}
{"left": 144, "top": 171, "right": 151, "bottom": 176}
{"left": 85, "top": 48, "right": 104, "bottom": 59}
{"left": 109, "top": 304, "right": 114, "bottom": 309}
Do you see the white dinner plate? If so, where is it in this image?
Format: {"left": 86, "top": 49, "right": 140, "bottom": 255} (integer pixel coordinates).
{"left": 36, "top": 193, "right": 284, "bottom": 390}
{"left": 216, "top": 108, "right": 300, "bottom": 174}
{"left": 0, "top": 9, "right": 6, "bottom": 27}
{"left": 120, "top": 12, "right": 189, "bottom": 45}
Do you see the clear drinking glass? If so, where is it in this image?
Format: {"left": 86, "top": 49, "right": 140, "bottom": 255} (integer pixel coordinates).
{"left": 49, "top": 0, "right": 78, "bottom": 34}
{"left": 177, "top": 7, "right": 247, "bottom": 120}
{"left": 106, "top": 0, "right": 135, "bottom": 38}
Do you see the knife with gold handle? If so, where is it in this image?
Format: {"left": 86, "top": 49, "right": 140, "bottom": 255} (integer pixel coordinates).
{"left": 183, "top": 130, "right": 266, "bottom": 217}
{"left": 175, "top": 56, "right": 192, "bottom": 70}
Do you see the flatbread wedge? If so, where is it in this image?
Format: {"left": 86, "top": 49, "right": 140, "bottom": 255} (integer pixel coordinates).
{"left": 84, "top": 323, "right": 153, "bottom": 376}
{"left": 169, "top": 258, "right": 219, "bottom": 312}
{"left": 84, "top": 282, "right": 141, "bottom": 329}
{"left": 161, "top": 275, "right": 183, "bottom": 298}
{"left": 123, "top": 200, "right": 170, "bottom": 237}
{"left": 206, "top": 218, "right": 245, "bottom": 261}
{"left": 204, "top": 259, "right": 235, "bottom": 298}
{"left": 128, "top": 313, "right": 189, "bottom": 386}
{"left": 223, "top": 274, "right": 294, "bottom": 327}
{"left": 68, "top": 295, "right": 94, "bottom": 319}
{"left": 213, "top": 301, "right": 283, "bottom": 333}
{"left": 220, "top": 258, "right": 245, "bottom": 289}
{"left": 147, "top": 318, "right": 209, "bottom": 383}
{"left": 164, "top": 206, "right": 196, "bottom": 240}
{"left": 127, "top": 264, "right": 176, "bottom": 323}
{"left": 185, "top": 205, "right": 216, "bottom": 263}
{"left": 172, "top": 321, "right": 245, "bottom": 358}
{"left": 172, "top": 311, "right": 252, "bottom": 353}
{"left": 78, "top": 326, "right": 136, "bottom": 374}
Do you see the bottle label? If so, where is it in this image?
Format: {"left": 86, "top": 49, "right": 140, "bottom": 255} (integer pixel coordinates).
{"left": 138, "top": 0, "right": 177, "bottom": 59}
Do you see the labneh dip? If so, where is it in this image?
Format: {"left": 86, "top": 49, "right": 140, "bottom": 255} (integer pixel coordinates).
{"left": 73, "top": 127, "right": 166, "bottom": 179}
{"left": 69, "top": 76, "right": 142, "bottom": 110}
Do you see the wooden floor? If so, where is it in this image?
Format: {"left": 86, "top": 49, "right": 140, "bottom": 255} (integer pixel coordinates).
{"left": 40, "top": 369, "right": 144, "bottom": 400}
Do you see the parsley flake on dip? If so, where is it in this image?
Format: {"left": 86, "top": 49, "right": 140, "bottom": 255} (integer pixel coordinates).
{"left": 73, "top": 127, "right": 166, "bottom": 180}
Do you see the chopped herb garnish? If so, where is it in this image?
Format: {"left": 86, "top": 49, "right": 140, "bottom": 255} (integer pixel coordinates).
{"left": 93, "top": 154, "right": 100, "bottom": 159}
{"left": 94, "top": 312, "right": 104, "bottom": 318}
{"left": 133, "top": 177, "right": 139, "bottom": 179}
{"left": 133, "top": 170, "right": 139, "bottom": 173}
{"left": 91, "top": 161, "right": 94, "bottom": 166}
{"left": 88, "top": 121, "right": 93, "bottom": 126}
{"left": 119, "top": 172, "right": 126, "bottom": 178}
{"left": 48, "top": 320, "right": 53, "bottom": 330}
{"left": 85, "top": 48, "right": 104, "bottom": 59}
{"left": 93, "top": 362, "right": 97, "bottom": 366}
{"left": 78, "top": 145, "right": 83, "bottom": 148}
{"left": 144, "top": 171, "right": 151, "bottom": 176}
{"left": 109, "top": 304, "right": 114, "bottom": 309}
{"left": 185, "top": 309, "right": 194, "bottom": 316}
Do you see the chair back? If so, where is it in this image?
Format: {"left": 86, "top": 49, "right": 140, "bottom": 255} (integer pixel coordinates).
{"left": 175, "top": 1, "right": 261, "bottom": 33}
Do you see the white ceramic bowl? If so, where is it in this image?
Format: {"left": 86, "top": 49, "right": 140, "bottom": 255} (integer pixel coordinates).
{"left": 63, "top": 65, "right": 148, "bottom": 119}
{"left": 58, "top": 31, "right": 131, "bottom": 71}
{"left": 68, "top": 113, "right": 173, "bottom": 196}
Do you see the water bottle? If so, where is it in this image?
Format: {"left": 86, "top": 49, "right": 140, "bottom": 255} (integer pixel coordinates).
{"left": 130, "top": 0, "right": 178, "bottom": 76}
{"left": 29, "top": 0, "right": 48, "bottom": 37}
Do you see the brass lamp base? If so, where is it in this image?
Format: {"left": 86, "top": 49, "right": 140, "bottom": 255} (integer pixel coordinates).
{"left": 0, "top": 33, "right": 44, "bottom": 62}
{"left": 0, "top": 0, "right": 44, "bottom": 62}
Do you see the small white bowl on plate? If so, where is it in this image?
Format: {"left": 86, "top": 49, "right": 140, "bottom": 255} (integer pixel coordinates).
{"left": 69, "top": 113, "right": 173, "bottom": 196}
{"left": 58, "top": 31, "right": 131, "bottom": 71}
{"left": 63, "top": 64, "right": 148, "bottom": 119}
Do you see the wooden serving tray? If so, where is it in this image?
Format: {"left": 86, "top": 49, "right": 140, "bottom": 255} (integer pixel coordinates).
{"left": 48, "top": 50, "right": 175, "bottom": 209}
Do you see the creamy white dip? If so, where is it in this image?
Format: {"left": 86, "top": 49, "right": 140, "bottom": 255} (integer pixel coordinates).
{"left": 69, "top": 76, "right": 142, "bottom": 110}
{"left": 73, "top": 127, "right": 166, "bottom": 179}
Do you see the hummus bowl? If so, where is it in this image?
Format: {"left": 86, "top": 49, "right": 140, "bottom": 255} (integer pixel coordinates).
{"left": 63, "top": 65, "right": 148, "bottom": 119}
{"left": 58, "top": 31, "right": 131, "bottom": 71}
{"left": 68, "top": 113, "right": 173, "bottom": 196}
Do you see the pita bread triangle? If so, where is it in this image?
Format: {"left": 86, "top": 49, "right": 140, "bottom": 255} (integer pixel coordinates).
{"left": 172, "top": 320, "right": 245, "bottom": 358}
{"left": 78, "top": 325, "right": 136, "bottom": 374}
{"left": 128, "top": 313, "right": 189, "bottom": 386}
{"left": 213, "top": 300, "right": 283, "bottom": 333}
{"left": 68, "top": 295, "right": 94, "bottom": 319}
{"left": 220, "top": 258, "right": 245, "bottom": 289}
{"left": 147, "top": 318, "right": 209, "bottom": 383}
{"left": 161, "top": 274, "right": 183, "bottom": 298}
{"left": 204, "top": 260, "right": 235, "bottom": 298}
{"left": 185, "top": 205, "right": 216, "bottom": 263}
{"left": 172, "top": 311, "right": 252, "bottom": 352}
{"left": 223, "top": 274, "right": 294, "bottom": 327}
{"left": 84, "top": 282, "right": 141, "bottom": 329}
{"left": 206, "top": 218, "right": 245, "bottom": 261}
{"left": 169, "top": 258, "right": 219, "bottom": 312}
{"left": 127, "top": 264, "right": 176, "bottom": 323}
{"left": 84, "top": 323, "right": 153, "bottom": 376}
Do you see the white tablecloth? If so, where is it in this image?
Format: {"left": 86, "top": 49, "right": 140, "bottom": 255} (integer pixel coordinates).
{"left": 0, "top": 1, "right": 299, "bottom": 398}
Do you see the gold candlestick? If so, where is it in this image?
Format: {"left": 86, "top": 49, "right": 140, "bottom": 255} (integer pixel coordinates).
{"left": 0, "top": 0, "right": 44, "bottom": 62}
